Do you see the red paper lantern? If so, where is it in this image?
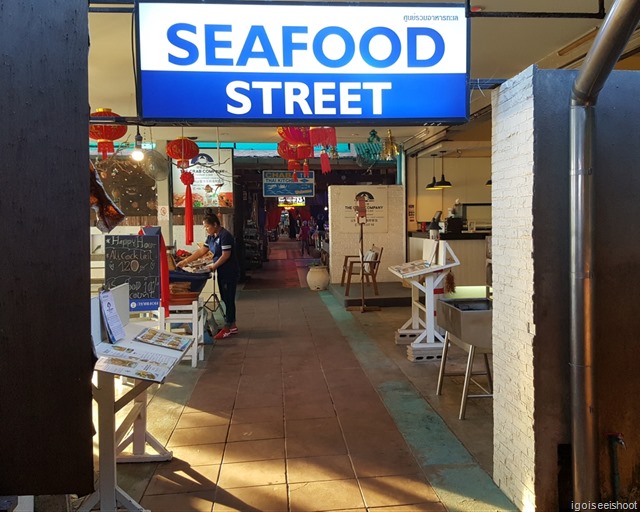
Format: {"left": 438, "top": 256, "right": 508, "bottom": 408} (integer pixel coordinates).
{"left": 277, "top": 140, "right": 300, "bottom": 170}
{"left": 296, "top": 144, "right": 313, "bottom": 160}
{"left": 277, "top": 126, "right": 310, "bottom": 145}
{"left": 167, "top": 137, "right": 199, "bottom": 246}
{"left": 89, "top": 108, "right": 127, "bottom": 159}
{"left": 309, "top": 127, "right": 337, "bottom": 148}
{"left": 166, "top": 137, "right": 199, "bottom": 169}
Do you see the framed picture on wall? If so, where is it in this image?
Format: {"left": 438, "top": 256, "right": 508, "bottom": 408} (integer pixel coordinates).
{"left": 171, "top": 148, "right": 234, "bottom": 209}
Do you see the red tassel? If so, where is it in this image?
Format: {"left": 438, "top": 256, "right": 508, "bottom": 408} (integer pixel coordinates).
{"left": 292, "top": 171, "right": 298, "bottom": 183}
{"left": 303, "top": 160, "right": 309, "bottom": 177}
{"left": 321, "top": 151, "right": 332, "bottom": 174}
{"left": 97, "top": 140, "right": 114, "bottom": 160}
{"left": 184, "top": 184, "right": 193, "bottom": 245}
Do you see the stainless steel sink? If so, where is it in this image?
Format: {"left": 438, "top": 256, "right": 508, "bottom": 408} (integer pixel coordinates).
{"left": 436, "top": 298, "right": 492, "bottom": 350}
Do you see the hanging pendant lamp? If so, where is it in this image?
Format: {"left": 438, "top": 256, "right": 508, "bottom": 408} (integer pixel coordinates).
{"left": 435, "top": 150, "right": 453, "bottom": 188}
{"left": 425, "top": 154, "right": 442, "bottom": 190}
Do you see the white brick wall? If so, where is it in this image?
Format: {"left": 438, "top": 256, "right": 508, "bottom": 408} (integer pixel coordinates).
{"left": 491, "top": 65, "right": 537, "bottom": 511}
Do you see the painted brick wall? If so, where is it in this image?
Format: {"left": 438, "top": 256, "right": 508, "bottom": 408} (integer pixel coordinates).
{"left": 491, "top": 65, "right": 537, "bottom": 511}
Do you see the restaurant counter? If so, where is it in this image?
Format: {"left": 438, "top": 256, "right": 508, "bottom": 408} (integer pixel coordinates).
{"left": 408, "top": 231, "right": 490, "bottom": 286}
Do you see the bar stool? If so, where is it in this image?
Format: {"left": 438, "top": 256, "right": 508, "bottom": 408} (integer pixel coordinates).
{"left": 156, "top": 299, "right": 205, "bottom": 368}
{"left": 436, "top": 331, "right": 493, "bottom": 420}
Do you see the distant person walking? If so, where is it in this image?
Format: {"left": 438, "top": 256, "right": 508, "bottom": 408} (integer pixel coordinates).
{"left": 288, "top": 210, "right": 297, "bottom": 239}
{"left": 299, "top": 220, "right": 310, "bottom": 256}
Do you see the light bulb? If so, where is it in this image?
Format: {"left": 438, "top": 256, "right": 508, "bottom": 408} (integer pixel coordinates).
{"left": 131, "top": 127, "right": 145, "bottom": 161}
{"left": 131, "top": 148, "right": 145, "bottom": 161}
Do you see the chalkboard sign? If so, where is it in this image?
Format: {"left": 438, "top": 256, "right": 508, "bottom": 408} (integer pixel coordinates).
{"left": 104, "top": 235, "right": 160, "bottom": 311}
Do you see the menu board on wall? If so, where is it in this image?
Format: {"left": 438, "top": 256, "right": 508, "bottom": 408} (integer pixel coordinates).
{"left": 104, "top": 235, "right": 160, "bottom": 311}
{"left": 172, "top": 148, "right": 234, "bottom": 209}
{"left": 334, "top": 185, "right": 389, "bottom": 233}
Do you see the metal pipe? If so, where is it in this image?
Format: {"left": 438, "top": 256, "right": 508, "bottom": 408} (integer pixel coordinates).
{"left": 570, "top": 0, "right": 640, "bottom": 503}
{"left": 607, "top": 433, "right": 626, "bottom": 500}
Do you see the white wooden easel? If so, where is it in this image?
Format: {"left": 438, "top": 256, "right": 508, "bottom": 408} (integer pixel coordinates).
{"left": 388, "top": 239, "right": 459, "bottom": 361}
{"left": 82, "top": 284, "right": 190, "bottom": 512}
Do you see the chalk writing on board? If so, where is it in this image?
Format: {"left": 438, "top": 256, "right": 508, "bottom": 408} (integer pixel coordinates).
{"left": 104, "top": 235, "right": 160, "bottom": 310}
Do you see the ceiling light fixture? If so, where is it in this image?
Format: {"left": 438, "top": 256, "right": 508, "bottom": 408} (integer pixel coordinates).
{"left": 131, "top": 126, "right": 145, "bottom": 162}
{"left": 425, "top": 154, "right": 442, "bottom": 190}
{"left": 435, "top": 150, "right": 453, "bottom": 188}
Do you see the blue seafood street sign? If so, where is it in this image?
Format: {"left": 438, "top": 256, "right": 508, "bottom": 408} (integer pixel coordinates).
{"left": 136, "top": 1, "right": 469, "bottom": 125}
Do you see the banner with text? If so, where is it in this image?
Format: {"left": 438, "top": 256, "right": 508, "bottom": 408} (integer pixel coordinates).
{"left": 334, "top": 185, "right": 389, "bottom": 233}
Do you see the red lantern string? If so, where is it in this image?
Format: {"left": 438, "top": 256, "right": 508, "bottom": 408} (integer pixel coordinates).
{"left": 296, "top": 144, "right": 313, "bottom": 160}
{"left": 167, "top": 137, "right": 199, "bottom": 245}
{"left": 309, "top": 127, "right": 337, "bottom": 149}
{"left": 277, "top": 126, "right": 310, "bottom": 145}
{"left": 166, "top": 137, "right": 199, "bottom": 169}
{"left": 303, "top": 160, "right": 309, "bottom": 178}
{"left": 180, "top": 171, "right": 195, "bottom": 245}
{"left": 89, "top": 108, "right": 127, "bottom": 159}
{"left": 277, "top": 140, "right": 297, "bottom": 160}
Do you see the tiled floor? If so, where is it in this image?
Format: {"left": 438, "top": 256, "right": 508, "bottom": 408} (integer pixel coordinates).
{"left": 79, "top": 239, "right": 516, "bottom": 512}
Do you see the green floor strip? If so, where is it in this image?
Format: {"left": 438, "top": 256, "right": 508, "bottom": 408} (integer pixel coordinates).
{"left": 320, "top": 292, "right": 517, "bottom": 512}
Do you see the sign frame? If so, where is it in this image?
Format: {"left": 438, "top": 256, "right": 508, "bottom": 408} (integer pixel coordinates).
{"left": 135, "top": 0, "right": 470, "bottom": 125}
{"left": 262, "top": 170, "right": 315, "bottom": 197}
{"left": 104, "top": 234, "right": 161, "bottom": 311}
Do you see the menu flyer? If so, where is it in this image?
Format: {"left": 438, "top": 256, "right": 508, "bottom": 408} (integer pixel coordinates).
{"left": 388, "top": 260, "right": 432, "bottom": 278}
{"left": 94, "top": 342, "right": 181, "bottom": 383}
{"left": 134, "top": 327, "right": 192, "bottom": 352}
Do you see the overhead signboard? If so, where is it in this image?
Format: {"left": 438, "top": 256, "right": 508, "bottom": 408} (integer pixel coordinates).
{"left": 136, "top": 1, "right": 469, "bottom": 125}
{"left": 263, "top": 171, "right": 315, "bottom": 197}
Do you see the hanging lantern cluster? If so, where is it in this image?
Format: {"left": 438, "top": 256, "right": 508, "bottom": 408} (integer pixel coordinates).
{"left": 89, "top": 108, "right": 128, "bottom": 159}
{"left": 276, "top": 140, "right": 314, "bottom": 181}
{"left": 276, "top": 127, "right": 312, "bottom": 178}
{"left": 276, "top": 126, "right": 338, "bottom": 176}
{"left": 310, "top": 126, "right": 337, "bottom": 174}
{"left": 166, "top": 137, "right": 200, "bottom": 245}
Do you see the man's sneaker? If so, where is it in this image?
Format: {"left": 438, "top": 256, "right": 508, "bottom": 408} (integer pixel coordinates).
{"left": 214, "top": 327, "right": 232, "bottom": 340}
{"left": 229, "top": 326, "right": 239, "bottom": 334}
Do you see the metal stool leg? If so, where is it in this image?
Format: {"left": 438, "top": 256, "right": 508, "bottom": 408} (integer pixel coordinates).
{"left": 483, "top": 353, "right": 493, "bottom": 392}
{"left": 459, "top": 345, "right": 476, "bottom": 420}
{"left": 436, "top": 331, "right": 451, "bottom": 395}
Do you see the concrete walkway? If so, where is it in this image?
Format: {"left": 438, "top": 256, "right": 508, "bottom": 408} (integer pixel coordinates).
{"left": 79, "top": 239, "right": 516, "bottom": 512}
